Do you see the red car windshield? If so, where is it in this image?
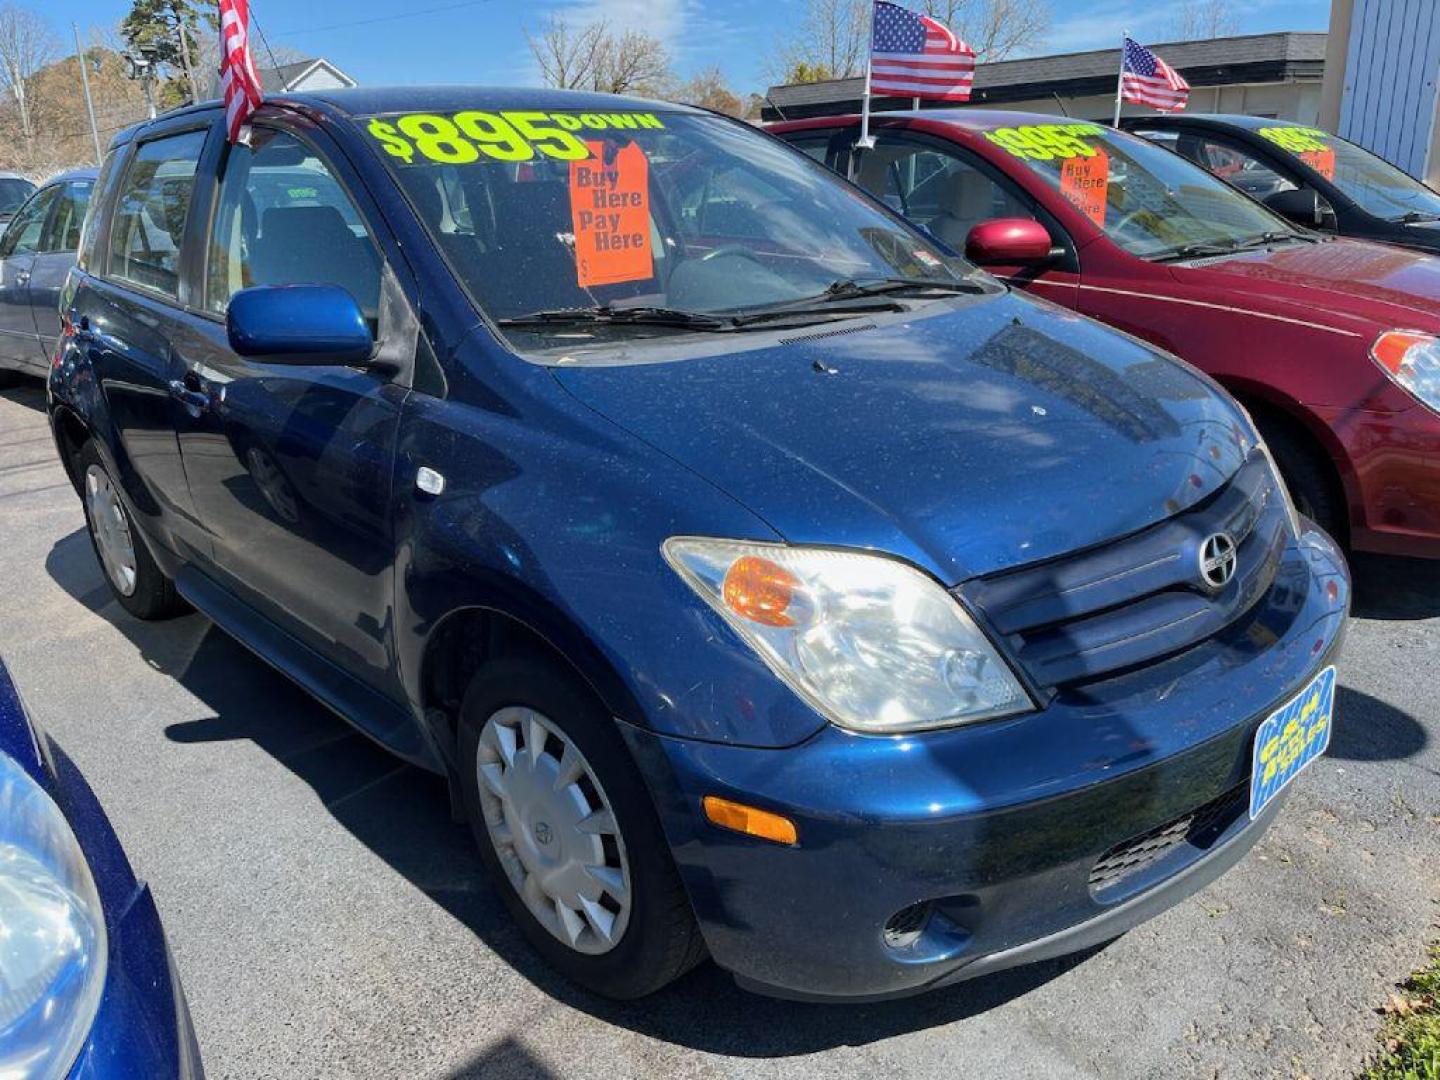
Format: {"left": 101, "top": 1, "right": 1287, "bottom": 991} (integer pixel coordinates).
{"left": 982, "top": 121, "right": 1293, "bottom": 259}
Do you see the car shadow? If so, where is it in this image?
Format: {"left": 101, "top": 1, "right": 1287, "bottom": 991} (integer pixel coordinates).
{"left": 1349, "top": 552, "right": 1440, "bottom": 620}
{"left": 0, "top": 376, "right": 47, "bottom": 413}
{"left": 1328, "top": 684, "right": 1429, "bottom": 763}
{"left": 45, "top": 525, "right": 1096, "bottom": 1056}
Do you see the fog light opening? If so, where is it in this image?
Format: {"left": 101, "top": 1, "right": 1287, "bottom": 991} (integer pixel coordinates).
{"left": 883, "top": 901, "right": 933, "bottom": 949}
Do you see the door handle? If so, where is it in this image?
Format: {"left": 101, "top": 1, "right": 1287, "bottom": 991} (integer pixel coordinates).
{"left": 15, "top": 270, "right": 29, "bottom": 285}
{"left": 168, "top": 378, "right": 210, "bottom": 412}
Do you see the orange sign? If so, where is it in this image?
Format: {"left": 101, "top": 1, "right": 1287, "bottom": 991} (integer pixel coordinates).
{"left": 569, "top": 141, "right": 653, "bottom": 288}
{"left": 1059, "top": 148, "right": 1108, "bottom": 228}
{"left": 1301, "top": 147, "right": 1336, "bottom": 181}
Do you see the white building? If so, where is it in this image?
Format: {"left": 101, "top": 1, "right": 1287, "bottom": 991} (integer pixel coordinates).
{"left": 1320, "top": 0, "right": 1440, "bottom": 183}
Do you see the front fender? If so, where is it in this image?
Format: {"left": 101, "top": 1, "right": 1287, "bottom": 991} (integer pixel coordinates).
{"left": 392, "top": 366, "right": 830, "bottom": 749}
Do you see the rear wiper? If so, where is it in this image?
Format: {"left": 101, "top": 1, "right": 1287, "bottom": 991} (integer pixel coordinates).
{"left": 819, "top": 276, "right": 987, "bottom": 300}
{"left": 497, "top": 305, "right": 732, "bottom": 332}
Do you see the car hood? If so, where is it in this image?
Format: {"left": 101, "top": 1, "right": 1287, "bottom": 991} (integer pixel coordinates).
{"left": 553, "top": 291, "right": 1249, "bottom": 583}
{"left": 1176, "top": 237, "right": 1440, "bottom": 332}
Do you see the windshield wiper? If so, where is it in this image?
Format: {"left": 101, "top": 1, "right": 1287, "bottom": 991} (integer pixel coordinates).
{"left": 1149, "top": 239, "right": 1242, "bottom": 263}
{"left": 818, "top": 276, "right": 987, "bottom": 300}
{"left": 497, "top": 305, "right": 732, "bottom": 332}
{"left": 1233, "top": 230, "right": 1310, "bottom": 250}
{"left": 1394, "top": 210, "right": 1440, "bottom": 224}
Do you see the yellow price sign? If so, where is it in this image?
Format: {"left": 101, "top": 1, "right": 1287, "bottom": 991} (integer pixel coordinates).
{"left": 984, "top": 123, "right": 1107, "bottom": 162}
{"left": 365, "top": 110, "right": 667, "bottom": 166}
{"left": 1257, "top": 126, "right": 1332, "bottom": 156}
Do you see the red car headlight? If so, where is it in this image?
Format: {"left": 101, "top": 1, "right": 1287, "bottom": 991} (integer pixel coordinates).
{"left": 1372, "top": 330, "right": 1440, "bottom": 413}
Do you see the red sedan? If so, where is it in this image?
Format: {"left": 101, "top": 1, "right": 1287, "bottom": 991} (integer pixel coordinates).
{"left": 771, "top": 110, "right": 1440, "bottom": 558}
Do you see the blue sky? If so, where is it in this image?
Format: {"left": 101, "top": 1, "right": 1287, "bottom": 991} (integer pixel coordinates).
{"left": 47, "top": 0, "right": 1331, "bottom": 96}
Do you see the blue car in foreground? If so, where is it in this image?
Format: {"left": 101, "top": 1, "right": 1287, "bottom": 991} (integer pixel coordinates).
{"left": 47, "top": 87, "right": 1349, "bottom": 1002}
{"left": 0, "top": 660, "right": 200, "bottom": 1076}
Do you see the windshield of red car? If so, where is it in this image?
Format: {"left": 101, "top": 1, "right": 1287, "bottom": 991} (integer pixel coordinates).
{"left": 983, "top": 121, "right": 1295, "bottom": 259}
{"left": 357, "top": 107, "right": 979, "bottom": 337}
{"left": 1253, "top": 125, "right": 1440, "bottom": 222}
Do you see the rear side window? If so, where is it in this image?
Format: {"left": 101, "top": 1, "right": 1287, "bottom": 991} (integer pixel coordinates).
{"left": 106, "top": 130, "right": 207, "bottom": 298}
{"left": 205, "top": 127, "right": 382, "bottom": 318}
{"left": 41, "top": 181, "right": 93, "bottom": 254}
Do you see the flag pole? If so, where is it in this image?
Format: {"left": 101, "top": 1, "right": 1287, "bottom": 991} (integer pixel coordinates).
{"left": 1111, "top": 29, "right": 1127, "bottom": 126}
{"left": 857, "top": 0, "right": 877, "bottom": 149}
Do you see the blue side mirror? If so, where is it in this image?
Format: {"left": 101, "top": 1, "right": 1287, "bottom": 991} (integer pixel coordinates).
{"left": 226, "top": 284, "right": 375, "bottom": 367}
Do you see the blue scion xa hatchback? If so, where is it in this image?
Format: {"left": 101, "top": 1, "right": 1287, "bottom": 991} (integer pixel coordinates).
{"left": 47, "top": 87, "right": 1350, "bottom": 1002}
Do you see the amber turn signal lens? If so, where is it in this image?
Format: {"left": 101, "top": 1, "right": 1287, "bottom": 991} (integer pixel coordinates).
{"left": 702, "top": 795, "right": 798, "bottom": 845}
{"left": 1372, "top": 331, "right": 1430, "bottom": 374}
{"left": 721, "top": 555, "right": 799, "bottom": 627}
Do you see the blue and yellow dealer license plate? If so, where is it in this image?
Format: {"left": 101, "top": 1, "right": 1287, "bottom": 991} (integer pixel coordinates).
{"left": 1249, "top": 665, "right": 1336, "bottom": 819}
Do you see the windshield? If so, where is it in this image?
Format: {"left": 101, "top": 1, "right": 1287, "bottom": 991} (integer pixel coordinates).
{"left": 358, "top": 107, "right": 980, "bottom": 340}
{"left": 1254, "top": 125, "right": 1440, "bottom": 222}
{"left": 0, "top": 178, "right": 35, "bottom": 214}
{"left": 983, "top": 121, "right": 1294, "bottom": 259}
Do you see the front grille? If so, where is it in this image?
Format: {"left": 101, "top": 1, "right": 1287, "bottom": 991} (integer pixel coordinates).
{"left": 1088, "top": 784, "right": 1248, "bottom": 896}
{"left": 960, "top": 452, "right": 1288, "bottom": 689}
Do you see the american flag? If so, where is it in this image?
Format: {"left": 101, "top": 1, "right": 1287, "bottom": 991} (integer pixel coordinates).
{"left": 219, "top": 0, "right": 264, "bottom": 142}
{"left": 1120, "top": 37, "right": 1190, "bottom": 111}
{"left": 869, "top": 1, "right": 975, "bottom": 102}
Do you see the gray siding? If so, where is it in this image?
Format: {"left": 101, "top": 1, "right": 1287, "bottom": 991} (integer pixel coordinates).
{"left": 1339, "top": 0, "right": 1440, "bottom": 176}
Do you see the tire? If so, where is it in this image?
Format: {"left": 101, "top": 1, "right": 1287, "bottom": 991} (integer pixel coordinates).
{"left": 76, "top": 441, "right": 187, "bottom": 620}
{"left": 1255, "top": 416, "right": 1346, "bottom": 544}
{"left": 457, "top": 654, "right": 705, "bottom": 998}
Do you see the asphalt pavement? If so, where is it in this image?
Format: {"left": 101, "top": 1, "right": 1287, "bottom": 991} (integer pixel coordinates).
{"left": 0, "top": 378, "right": 1436, "bottom": 1080}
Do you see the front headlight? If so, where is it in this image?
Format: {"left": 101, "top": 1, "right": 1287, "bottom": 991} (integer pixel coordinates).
{"left": 1372, "top": 330, "right": 1440, "bottom": 412}
{"left": 0, "top": 754, "right": 107, "bottom": 1080}
{"left": 663, "top": 538, "right": 1033, "bottom": 733}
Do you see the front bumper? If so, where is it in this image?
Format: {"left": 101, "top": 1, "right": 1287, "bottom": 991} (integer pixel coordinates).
{"left": 624, "top": 526, "right": 1350, "bottom": 1001}
{"left": 1319, "top": 401, "right": 1440, "bottom": 557}
{"left": 69, "top": 884, "right": 203, "bottom": 1079}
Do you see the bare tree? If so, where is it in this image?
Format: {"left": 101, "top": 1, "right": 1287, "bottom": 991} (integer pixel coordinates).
{"left": 593, "top": 27, "right": 670, "bottom": 95}
{"left": 1171, "top": 0, "right": 1239, "bottom": 40}
{"left": 768, "top": 0, "right": 870, "bottom": 84}
{"left": 770, "top": 0, "right": 1046, "bottom": 84}
{"left": 0, "top": 4, "right": 57, "bottom": 147}
{"left": 672, "top": 66, "right": 743, "bottom": 115}
{"left": 528, "top": 16, "right": 670, "bottom": 96}
{"left": 919, "top": 0, "right": 1049, "bottom": 61}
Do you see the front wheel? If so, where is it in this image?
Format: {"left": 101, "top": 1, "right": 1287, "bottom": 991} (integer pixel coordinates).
{"left": 457, "top": 655, "right": 705, "bottom": 998}
{"left": 1257, "top": 419, "right": 1346, "bottom": 545}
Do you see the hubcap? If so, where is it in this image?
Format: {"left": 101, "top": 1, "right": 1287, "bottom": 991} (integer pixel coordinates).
{"left": 84, "top": 464, "right": 137, "bottom": 597}
{"left": 476, "top": 707, "right": 631, "bottom": 955}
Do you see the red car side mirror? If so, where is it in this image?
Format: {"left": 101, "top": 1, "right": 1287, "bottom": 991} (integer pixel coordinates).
{"left": 965, "top": 218, "right": 1054, "bottom": 266}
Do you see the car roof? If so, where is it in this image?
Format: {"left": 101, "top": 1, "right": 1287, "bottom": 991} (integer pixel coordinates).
{"left": 117, "top": 85, "right": 704, "bottom": 146}
{"left": 796, "top": 108, "right": 1123, "bottom": 133}
{"left": 1124, "top": 113, "right": 1306, "bottom": 131}
{"left": 0, "top": 171, "right": 31, "bottom": 182}
{"left": 44, "top": 167, "right": 100, "bottom": 186}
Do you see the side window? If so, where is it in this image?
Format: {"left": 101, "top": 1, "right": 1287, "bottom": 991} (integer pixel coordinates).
{"left": 0, "top": 186, "right": 59, "bottom": 259}
{"left": 79, "top": 150, "right": 123, "bottom": 272}
{"left": 205, "top": 127, "right": 382, "bottom": 318}
{"left": 783, "top": 132, "right": 838, "bottom": 167}
{"left": 858, "top": 141, "right": 1035, "bottom": 250}
{"left": 107, "top": 130, "right": 207, "bottom": 298}
{"left": 39, "top": 181, "right": 94, "bottom": 255}
{"left": 1185, "top": 136, "right": 1297, "bottom": 199}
